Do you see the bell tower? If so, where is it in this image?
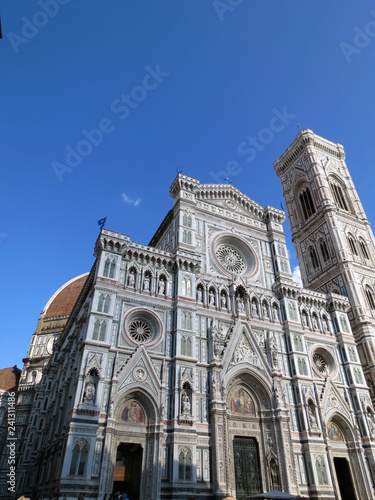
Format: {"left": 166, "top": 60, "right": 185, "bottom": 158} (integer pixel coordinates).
{"left": 274, "top": 129, "right": 375, "bottom": 400}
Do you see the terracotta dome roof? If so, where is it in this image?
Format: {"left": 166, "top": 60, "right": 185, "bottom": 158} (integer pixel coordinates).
{"left": 0, "top": 366, "right": 21, "bottom": 391}
{"left": 44, "top": 273, "right": 88, "bottom": 319}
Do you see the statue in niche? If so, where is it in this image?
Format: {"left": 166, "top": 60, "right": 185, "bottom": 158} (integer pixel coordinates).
{"left": 237, "top": 296, "right": 245, "bottom": 313}
{"left": 273, "top": 305, "right": 279, "bottom": 321}
{"left": 197, "top": 288, "right": 203, "bottom": 303}
{"left": 301, "top": 312, "right": 308, "bottom": 327}
{"left": 158, "top": 279, "right": 165, "bottom": 295}
{"left": 84, "top": 378, "right": 96, "bottom": 403}
{"left": 221, "top": 294, "right": 227, "bottom": 308}
{"left": 210, "top": 319, "right": 219, "bottom": 339}
{"left": 143, "top": 274, "right": 150, "bottom": 291}
{"left": 269, "top": 458, "right": 280, "bottom": 489}
{"left": 128, "top": 270, "right": 135, "bottom": 287}
{"left": 323, "top": 316, "right": 329, "bottom": 332}
{"left": 252, "top": 301, "right": 258, "bottom": 316}
{"left": 312, "top": 315, "right": 318, "bottom": 329}
{"left": 262, "top": 303, "right": 269, "bottom": 318}
{"left": 182, "top": 393, "right": 191, "bottom": 415}
{"left": 209, "top": 290, "right": 215, "bottom": 306}
{"left": 308, "top": 405, "right": 318, "bottom": 430}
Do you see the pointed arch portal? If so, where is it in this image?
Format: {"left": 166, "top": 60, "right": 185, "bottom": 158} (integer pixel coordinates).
{"left": 233, "top": 436, "right": 262, "bottom": 499}
{"left": 114, "top": 443, "right": 143, "bottom": 500}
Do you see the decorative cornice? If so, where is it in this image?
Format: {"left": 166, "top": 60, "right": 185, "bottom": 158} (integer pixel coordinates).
{"left": 274, "top": 129, "right": 346, "bottom": 176}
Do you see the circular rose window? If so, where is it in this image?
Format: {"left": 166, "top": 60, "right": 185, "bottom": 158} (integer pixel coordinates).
{"left": 212, "top": 234, "right": 257, "bottom": 277}
{"left": 123, "top": 308, "right": 163, "bottom": 347}
{"left": 311, "top": 347, "right": 337, "bottom": 377}
{"left": 128, "top": 319, "right": 152, "bottom": 343}
{"left": 215, "top": 245, "right": 246, "bottom": 274}
{"left": 313, "top": 353, "right": 327, "bottom": 373}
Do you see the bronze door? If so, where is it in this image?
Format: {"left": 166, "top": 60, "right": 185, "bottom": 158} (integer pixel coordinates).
{"left": 233, "top": 437, "right": 262, "bottom": 499}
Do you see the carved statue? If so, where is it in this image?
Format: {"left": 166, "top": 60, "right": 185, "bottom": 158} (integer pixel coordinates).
{"left": 143, "top": 274, "right": 150, "bottom": 291}
{"left": 209, "top": 290, "right": 215, "bottom": 306}
{"left": 197, "top": 288, "right": 203, "bottom": 303}
{"left": 84, "top": 379, "right": 96, "bottom": 403}
{"left": 237, "top": 296, "right": 245, "bottom": 313}
{"left": 182, "top": 393, "right": 191, "bottom": 415}
{"left": 308, "top": 406, "right": 318, "bottom": 429}
{"left": 221, "top": 294, "right": 227, "bottom": 308}
{"left": 252, "top": 301, "right": 258, "bottom": 316}
{"left": 158, "top": 279, "right": 165, "bottom": 294}
{"left": 262, "top": 303, "right": 269, "bottom": 318}
{"left": 273, "top": 305, "right": 279, "bottom": 321}
{"left": 312, "top": 315, "right": 318, "bottom": 329}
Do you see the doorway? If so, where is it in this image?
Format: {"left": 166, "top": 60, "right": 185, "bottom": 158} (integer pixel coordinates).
{"left": 333, "top": 457, "right": 356, "bottom": 500}
{"left": 233, "top": 436, "right": 262, "bottom": 499}
{"left": 113, "top": 443, "right": 143, "bottom": 500}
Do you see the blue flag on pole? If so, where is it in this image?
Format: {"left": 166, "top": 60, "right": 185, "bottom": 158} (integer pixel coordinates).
{"left": 98, "top": 217, "right": 107, "bottom": 229}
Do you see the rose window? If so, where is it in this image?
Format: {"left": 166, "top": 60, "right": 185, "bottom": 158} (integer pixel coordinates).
{"left": 128, "top": 319, "right": 152, "bottom": 343}
{"left": 313, "top": 353, "right": 327, "bottom": 373}
{"left": 215, "top": 245, "right": 246, "bottom": 274}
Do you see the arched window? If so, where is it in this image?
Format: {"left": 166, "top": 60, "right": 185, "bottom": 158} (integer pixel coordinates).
{"left": 359, "top": 239, "right": 370, "bottom": 260}
{"left": 183, "top": 214, "right": 192, "bottom": 227}
{"left": 330, "top": 181, "right": 349, "bottom": 211}
{"left": 97, "top": 294, "right": 104, "bottom": 312}
{"left": 103, "top": 295, "right": 110, "bottom": 313}
{"left": 178, "top": 452, "right": 185, "bottom": 480}
{"left": 365, "top": 288, "right": 375, "bottom": 310}
{"left": 109, "top": 260, "right": 116, "bottom": 278}
{"left": 182, "top": 278, "right": 191, "bottom": 297}
{"left": 181, "top": 336, "right": 186, "bottom": 356}
{"left": 182, "top": 230, "right": 192, "bottom": 244}
{"left": 320, "top": 240, "right": 330, "bottom": 262}
{"left": 299, "top": 187, "right": 315, "bottom": 220}
{"left": 178, "top": 449, "right": 192, "bottom": 480}
{"left": 347, "top": 235, "right": 358, "bottom": 256}
{"left": 93, "top": 320, "right": 100, "bottom": 340}
{"left": 181, "top": 312, "right": 192, "bottom": 330}
{"left": 69, "top": 440, "right": 89, "bottom": 476}
{"left": 99, "top": 321, "right": 107, "bottom": 342}
{"left": 186, "top": 337, "right": 192, "bottom": 357}
{"left": 309, "top": 248, "right": 320, "bottom": 270}
{"left": 103, "top": 258, "right": 110, "bottom": 276}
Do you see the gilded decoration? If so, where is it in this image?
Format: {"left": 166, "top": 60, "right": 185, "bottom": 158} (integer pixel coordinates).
{"left": 327, "top": 421, "right": 344, "bottom": 441}
{"left": 230, "top": 388, "right": 255, "bottom": 416}
{"left": 121, "top": 401, "right": 146, "bottom": 424}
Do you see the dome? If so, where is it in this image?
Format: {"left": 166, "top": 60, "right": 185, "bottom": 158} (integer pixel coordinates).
{"left": 0, "top": 366, "right": 21, "bottom": 391}
{"left": 44, "top": 273, "right": 88, "bottom": 319}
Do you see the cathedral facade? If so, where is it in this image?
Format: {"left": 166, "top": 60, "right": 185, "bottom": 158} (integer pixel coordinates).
{"left": 8, "top": 130, "right": 375, "bottom": 500}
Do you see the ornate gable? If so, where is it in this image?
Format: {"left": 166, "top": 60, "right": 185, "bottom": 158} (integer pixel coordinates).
{"left": 117, "top": 346, "right": 161, "bottom": 400}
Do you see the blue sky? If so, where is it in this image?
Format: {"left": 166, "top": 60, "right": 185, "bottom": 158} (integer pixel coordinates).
{"left": 2, "top": 1, "right": 375, "bottom": 369}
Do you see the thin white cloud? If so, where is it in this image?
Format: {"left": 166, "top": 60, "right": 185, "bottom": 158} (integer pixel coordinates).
{"left": 292, "top": 265, "right": 303, "bottom": 287}
{"left": 121, "top": 193, "right": 142, "bottom": 207}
